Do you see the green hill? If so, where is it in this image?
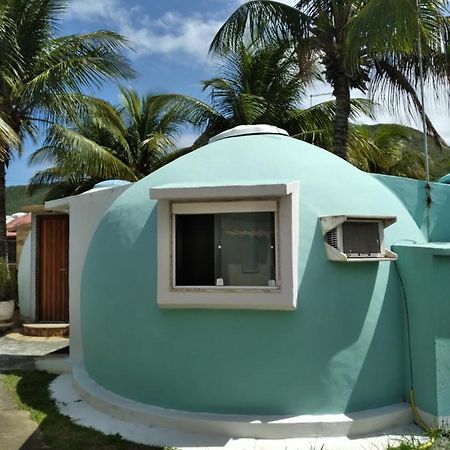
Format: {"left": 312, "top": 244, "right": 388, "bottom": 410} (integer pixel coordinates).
{"left": 5, "top": 185, "right": 49, "bottom": 215}
{"left": 362, "top": 124, "right": 450, "bottom": 180}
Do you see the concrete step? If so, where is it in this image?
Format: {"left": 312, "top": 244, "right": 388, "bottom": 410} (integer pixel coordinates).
{"left": 23, "top": 323, "right": 69, "bottom": 338}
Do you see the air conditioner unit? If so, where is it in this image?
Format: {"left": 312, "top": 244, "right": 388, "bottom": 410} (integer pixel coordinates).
{"left": 320, "top": 215, "right": 398, "bottom": 262}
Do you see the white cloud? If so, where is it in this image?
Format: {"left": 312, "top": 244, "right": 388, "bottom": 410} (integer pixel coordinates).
{"left": 176, "top": 132, "right": 198, "bottom": 149}
{"left": 65, "top": 0, "right": 223, "bottom": 63}
{"left": 234, "top": 0, "right": 297, "bottom": 4}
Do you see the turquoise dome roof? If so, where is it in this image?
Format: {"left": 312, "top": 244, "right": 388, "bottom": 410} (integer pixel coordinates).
{"left": 81, "top": 135, "right": 424, "bottom": 416}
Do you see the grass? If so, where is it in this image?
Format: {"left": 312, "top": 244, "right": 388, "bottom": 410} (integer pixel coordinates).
{"left": 387, "top": 428, "right": 450, "bottom": 449}
{"left": 2, "top": 371, "right": 164, "bottom": 450}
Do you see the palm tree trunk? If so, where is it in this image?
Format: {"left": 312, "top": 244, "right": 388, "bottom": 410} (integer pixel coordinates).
{"left": 333, "top": 74, "right": 351, "bottom": 160}
{"left": 0, "top": 160, "right": 7, "bottom": 260}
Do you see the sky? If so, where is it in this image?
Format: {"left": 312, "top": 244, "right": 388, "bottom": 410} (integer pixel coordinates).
{"left": 6, "top": 0, "right": 450, "bottom": 185}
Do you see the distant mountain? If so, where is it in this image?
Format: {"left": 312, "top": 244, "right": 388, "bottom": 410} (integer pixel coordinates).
{"left": 5, "top": 185, "right": 49, "bottom": 215}
{"left": 361, "top": 124, "right": 450, "bottom": 180}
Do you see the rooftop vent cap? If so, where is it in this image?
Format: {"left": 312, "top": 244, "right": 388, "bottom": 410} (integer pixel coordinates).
{"left": 209, "top": 124, "right": 289, "bottom": 143}
{"left": 93, "top": 179, "right": 131, "bottom": 188}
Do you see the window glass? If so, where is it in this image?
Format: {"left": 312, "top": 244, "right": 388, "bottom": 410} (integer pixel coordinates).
{"left": 175, "top": 212, "right": 275, "bottom": 287}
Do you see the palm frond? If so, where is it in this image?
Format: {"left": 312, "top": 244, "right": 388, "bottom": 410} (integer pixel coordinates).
{"left": 29, "top": 124, "right": 138, "bottom": 181}
{"left": 210, "top": 0, "right": 311, "bottom": 55}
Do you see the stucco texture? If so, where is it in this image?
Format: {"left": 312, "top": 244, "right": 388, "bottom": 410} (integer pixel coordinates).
{"left": 81, "top": 135, "right": 425, "bottom": 416}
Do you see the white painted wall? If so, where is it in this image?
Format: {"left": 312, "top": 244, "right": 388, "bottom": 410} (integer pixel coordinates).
{"left": 18, "top": 233, "right": 32, "bottom": 321}
{"left": 17, "top": 184, "right": 130, "bottom": 366}
{"left": 57, "top": 185, "right": 130, "bottom": 366}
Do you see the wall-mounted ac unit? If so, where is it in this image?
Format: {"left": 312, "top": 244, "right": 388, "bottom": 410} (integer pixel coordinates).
{"left": 320, "top": 215, "right": 398, "bottom": 262}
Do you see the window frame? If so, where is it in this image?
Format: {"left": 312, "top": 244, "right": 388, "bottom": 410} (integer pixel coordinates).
{"left": 150, "top": 182, "right": 299, "bottom": 310}
{"left": 171, "top": 200, "right": 280, "bottom": 290}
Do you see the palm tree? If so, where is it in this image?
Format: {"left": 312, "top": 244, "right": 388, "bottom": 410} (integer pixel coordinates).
{"left": 348, "top": 124, "right": 426, "bottom": 179}
{"left": 0, "top": 0, "right": 135, "bottom": 259}
{"left": 159, "top": 42, "right": 374, "bottom": 149}
{"left": 210, "top": 0, "right": 449, "bottom": 160}
{"left": 28, "top": 88, "right": 190, "bottom": 199}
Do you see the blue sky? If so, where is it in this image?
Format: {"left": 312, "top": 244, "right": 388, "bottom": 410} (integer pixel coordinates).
{"left": 6, "top": 0, "right": 450, "bottom": 185}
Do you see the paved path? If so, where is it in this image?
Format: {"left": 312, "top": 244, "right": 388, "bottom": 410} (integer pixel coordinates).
{"left": 0, "top": 330, "right": 68, "bottom": 450}
{"left": 0, "top": 374, "right": 46, "bottom": 450}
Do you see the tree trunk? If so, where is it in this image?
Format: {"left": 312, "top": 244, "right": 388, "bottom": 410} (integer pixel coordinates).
{"left": 0, "top": 160, "right": 7, "bottom": 261}
{"left": 333, "top": 73, "right": 351, "bottom": 160}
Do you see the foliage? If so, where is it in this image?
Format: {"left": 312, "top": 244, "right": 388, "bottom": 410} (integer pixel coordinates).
{"left": 5, "top": 185, "right": 49, "bottom": 215}
{"left": 360, "top": 124, "right": 450, "bottom": 181}
{"left": 0, "top": 258, "right": 10, "bottom": 301}
{"left": 348, "top": 124, "right": 426, "bottom": 179}
{"left": 386, "top": 427, "right": 450, "bottom": 449}
{"left": 157, "top": 42, "right": 375, "bottom": 149}
{"left": 210, "top": 0, "right": 450, "bottom": 158}
{"left": 0, "top": 0, "right": 136, "bottom": 258}
{"left": 1, "top": 371, "right": 162, "bottom": 449}
{"left": 28, "top": 88, "right": 189, "bottom": 199}
{"left": 7, "top": 267, "right": 17, "bottom": 301}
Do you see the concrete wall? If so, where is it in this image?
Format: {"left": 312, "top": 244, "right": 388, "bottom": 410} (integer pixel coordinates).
{"left": 374, "top": 175, "right": 450, "bottom": 242}
{"left": 80, "top": 135, "right": 425, "bottom": 416}
{"left": 18, "top": 234, "right": 31, "bottom": 321}
{"left": 47, "top": 185, "right": 130, "bottom": 366}
{"left": 394, "top": 242, "right": 450, "bottom": 419}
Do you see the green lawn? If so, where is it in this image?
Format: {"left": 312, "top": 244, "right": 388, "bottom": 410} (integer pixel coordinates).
{"left": 2, "top": 371, "right": 164, "bottom": 450}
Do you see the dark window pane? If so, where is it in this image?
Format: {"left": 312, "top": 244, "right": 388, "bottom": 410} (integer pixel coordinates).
{"left": 342, "top": 222, "right": 380, "bottom": 255}
{"left": 175, "top": 214, "right": 215, "bottom": 286}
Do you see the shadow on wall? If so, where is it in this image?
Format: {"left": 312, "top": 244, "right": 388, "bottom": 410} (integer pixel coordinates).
{"left": 346, "top": 263, "right": 407, "bottom": 413}
{"left": 293, "top": 221, "right": 381, "bottom": 414}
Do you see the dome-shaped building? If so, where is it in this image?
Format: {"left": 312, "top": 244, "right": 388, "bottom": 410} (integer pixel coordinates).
{"left": 19, "top": 125, "right": 450, "bottom": 439}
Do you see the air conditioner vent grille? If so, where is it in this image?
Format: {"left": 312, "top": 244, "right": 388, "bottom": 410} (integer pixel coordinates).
{"left": 326, "top": 228, "right": 339, "bottom": 249}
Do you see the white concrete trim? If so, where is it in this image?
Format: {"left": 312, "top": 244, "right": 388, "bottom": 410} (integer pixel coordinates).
{"left": 150, "top": 182, "right": 298, "bottom": 200}
{"left": 45, "top": 197, "right": 71, "bottom": 211}
{"left": 416, "top": 408, "right": 450, "bottom": 428}
{"left": 35, "top": 356, "right": 72, "bottom": 374}
{"left": 155, "top": 183, "right": 299, "bottom": 310}
{"left": 73, "top": 364, "right": 413, "bottom": 439}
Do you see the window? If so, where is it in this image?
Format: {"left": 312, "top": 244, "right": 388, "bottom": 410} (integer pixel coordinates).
{"left": 321, "top": 215, "right": 397, "bottom": 262}
{"left": 150, "top": 183, "right": 299, "bottom": 310}
{"left": 174, "top": 208, "right": 276, "bottom": 288}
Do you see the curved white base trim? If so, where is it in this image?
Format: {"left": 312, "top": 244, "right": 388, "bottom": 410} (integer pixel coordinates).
{"left": 417, "top": 408, "right": 450, "bottom": 428}
{"left": 73, "top": 364, "right": 413, "bottom": 439}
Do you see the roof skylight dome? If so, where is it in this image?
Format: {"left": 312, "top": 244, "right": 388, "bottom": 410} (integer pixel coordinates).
{"left": 209, "top": 124, "right": 289, "bottom": 143}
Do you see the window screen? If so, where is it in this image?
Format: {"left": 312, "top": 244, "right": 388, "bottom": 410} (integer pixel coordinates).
{"left": 175, "top": 212, "right": 276, "bottom": 286}
{"left": 342, "top": 221, "right": 381, "bottom": 255}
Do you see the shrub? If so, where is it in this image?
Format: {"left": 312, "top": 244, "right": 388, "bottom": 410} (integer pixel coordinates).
{"left": 0, "top": 258, "right": 9, "bottom": 301}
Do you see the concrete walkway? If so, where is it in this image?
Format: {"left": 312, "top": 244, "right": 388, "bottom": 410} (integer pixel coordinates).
{"left": 0, "top": 374, "right": 46, "bottom": 450}
{"left": 0, "top": 329, "right": 68, "bottom": 450}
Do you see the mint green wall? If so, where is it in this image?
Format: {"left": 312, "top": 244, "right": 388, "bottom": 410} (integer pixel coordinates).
{"left": 81, "top": 136, "right": 425, "bottom": 415}
{"left": 374, "top": 175, "right": 450, "bottom": 242}
{"left": 394, "top": 243, "right": 450, "bottom": 417}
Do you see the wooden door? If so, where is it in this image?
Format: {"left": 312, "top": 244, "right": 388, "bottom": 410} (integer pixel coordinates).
{"left": 37, "top": 214, "right": 69, "bottom": 322}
